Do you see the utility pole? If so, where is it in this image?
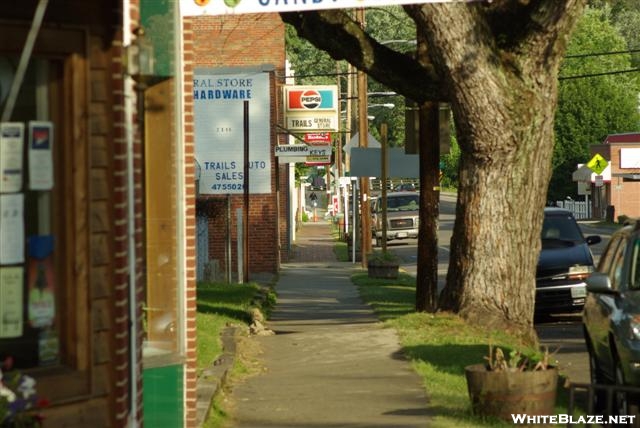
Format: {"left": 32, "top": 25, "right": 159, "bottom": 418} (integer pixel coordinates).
{"left": 356, "top": 7, "right": 372, "bottom": 267}
{"left": 414, "top": 32, "right": 440, "bottom": 313}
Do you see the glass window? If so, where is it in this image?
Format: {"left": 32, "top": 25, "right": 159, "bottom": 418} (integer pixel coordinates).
{"left": 597, "top": 235, "right": 622, "bottom": 274}
{"left": 0, "top": 58, "right": 63, "bottom": 369}
{"left": 609, "top": 239, "right": 628, "bottom": 291}
{"left": 630, "top": 238, "right": 640, "bottom": 291}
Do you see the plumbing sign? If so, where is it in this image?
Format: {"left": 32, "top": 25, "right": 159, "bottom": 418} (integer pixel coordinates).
{"left": 284, "top": 85, "right": 338, "bottom": 132}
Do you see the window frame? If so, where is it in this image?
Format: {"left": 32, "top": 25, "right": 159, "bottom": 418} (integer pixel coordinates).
{"left": 0, "top": 21, "right": 91, "bottom": 402}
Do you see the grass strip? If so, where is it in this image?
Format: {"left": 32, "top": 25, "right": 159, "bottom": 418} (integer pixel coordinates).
{"left": 352, "top": 272, "right": 583, "bottom": 427}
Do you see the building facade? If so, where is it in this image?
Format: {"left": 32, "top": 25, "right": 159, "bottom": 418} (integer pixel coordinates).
{"left": 0, "top": 0, "right": 195, "bottom": 426}
{"left": 185, "top": 13, "right": 289, "bottom": 281}
{"left": 591, "top": 133, "right": 640, "bottom": 220}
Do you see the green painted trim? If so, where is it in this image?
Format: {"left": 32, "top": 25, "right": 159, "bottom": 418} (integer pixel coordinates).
{"left": 143, "top": 364, "right": 184, "bottom": 427}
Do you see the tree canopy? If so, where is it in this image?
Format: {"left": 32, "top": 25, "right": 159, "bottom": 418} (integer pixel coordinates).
{"left": 550, "top": 5, "right": 640, "bottom": 201}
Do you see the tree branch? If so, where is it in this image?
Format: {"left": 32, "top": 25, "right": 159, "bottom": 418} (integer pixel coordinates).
{"left": 280, "top": 10, "right": 446, "bottom": 103}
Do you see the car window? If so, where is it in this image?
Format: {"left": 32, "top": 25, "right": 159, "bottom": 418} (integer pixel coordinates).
{"left": 542, "top": 214, "right": 583, "bottom": 241}
{"left": 610, "top": 239, "right": 628, "bottom": 291}
{"left": 387, "top": 195, "right": 419, "bottom": 211}
{"left": 597, "top": 235, "right": 622, "bottom": 274}
{"left": 631, "top": 238, "right": 640, "bottom": 291}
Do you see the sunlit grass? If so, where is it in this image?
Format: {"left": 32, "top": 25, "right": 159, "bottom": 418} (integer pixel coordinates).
{"left": 352, "top": 272, "right": 582, "bottom": 427}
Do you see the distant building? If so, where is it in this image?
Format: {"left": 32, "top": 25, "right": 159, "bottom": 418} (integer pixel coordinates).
{"left": 590, "top": 133, "right": 640, "bottom": 220}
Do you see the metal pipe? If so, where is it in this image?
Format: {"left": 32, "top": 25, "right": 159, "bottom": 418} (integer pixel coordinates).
{"left": 1, "top": 0, "right": 49, "bottom": 122}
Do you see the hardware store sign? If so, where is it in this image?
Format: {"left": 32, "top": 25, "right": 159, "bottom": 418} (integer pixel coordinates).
{"left": 181, "top": 0, "right": 474, "bottom": 16}
{"left": 194, "top": 70, "right": 271, "bottom": 194}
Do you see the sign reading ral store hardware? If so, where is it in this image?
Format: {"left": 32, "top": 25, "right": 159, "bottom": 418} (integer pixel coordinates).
{"left": 284, "top": 85, "right": 339, "bottom": 132}
{"left": 180, "top": 0, "right": 476, "bottom": 16}
{"left": 194, "top": 70, "right": 271, "bottom": 194}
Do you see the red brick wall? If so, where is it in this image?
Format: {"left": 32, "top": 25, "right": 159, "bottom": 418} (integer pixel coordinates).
{"left": 609, "top": 144, "right": 640, "bottom": 219}
{"left": 182, "top": 17, "right": 199, "bottom": 428}
{"left": 190, "top": 14, "right": 287, "bottom": 276}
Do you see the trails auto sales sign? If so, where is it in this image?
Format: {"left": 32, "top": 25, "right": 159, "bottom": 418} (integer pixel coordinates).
{"left": 284, "top": 85, "right": 338, "bottom": 132}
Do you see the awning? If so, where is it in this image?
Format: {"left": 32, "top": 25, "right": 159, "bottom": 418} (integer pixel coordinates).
{"left": 572, "top": 163, "right": 611, "bottom": 182}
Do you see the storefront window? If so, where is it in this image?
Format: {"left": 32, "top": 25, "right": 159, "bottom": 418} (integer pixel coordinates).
{"left": 0, "top": 58, "right": 62, "bottom": 369}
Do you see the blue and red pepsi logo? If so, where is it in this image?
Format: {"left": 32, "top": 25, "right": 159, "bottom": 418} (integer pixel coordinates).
{"left": 288, "top": 89, "right": 335, "bottom": 110}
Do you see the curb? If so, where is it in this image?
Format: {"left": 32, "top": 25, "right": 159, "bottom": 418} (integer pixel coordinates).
{"left": 196, "top": 325, "right": 239, "bottom": 427}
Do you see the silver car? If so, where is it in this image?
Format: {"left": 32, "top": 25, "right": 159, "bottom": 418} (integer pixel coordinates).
{"left": 583, "top": 219, "right": 640, "bottom": 417}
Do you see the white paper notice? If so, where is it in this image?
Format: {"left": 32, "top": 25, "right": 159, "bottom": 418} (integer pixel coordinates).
{"left": 28, "top": 121, "right": 54, "bottom": 190}
{"left": 0, "top": 267, "right": 24, "bottom": 338}
{"left": 0, "top": 193, "right": 25, "bottom": 264}
{"left": 0, "top": 122, "right": 24, "bottom": 193}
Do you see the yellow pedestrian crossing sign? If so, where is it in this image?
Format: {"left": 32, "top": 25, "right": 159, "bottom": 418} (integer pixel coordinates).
{"left": 587, "top": 153, "right": 608, "bottom": 175}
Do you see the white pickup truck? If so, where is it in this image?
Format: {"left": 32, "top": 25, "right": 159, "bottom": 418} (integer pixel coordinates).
{"left": 371, "top": 191, "right": 420, "bottom": 247}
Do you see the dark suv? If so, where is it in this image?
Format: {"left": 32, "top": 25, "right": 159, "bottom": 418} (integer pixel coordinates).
{"left": 583, "top": 220, "right": 640, "bottom": 417}
{"left": 535, "top": 208, "right": 601, "bottom": 316}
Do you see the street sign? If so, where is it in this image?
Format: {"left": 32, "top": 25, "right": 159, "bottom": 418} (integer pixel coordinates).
{"left": 275, "top": 144, "right": 310, "bottom": 156}
{"left": 587, "top": 153, "right": 608, "bottom": 175}
{"left": 304, "top": 132, "right": 332, "bottom": 144}
{"left": 595, "top": 175, "right": 604, "bottom": 188}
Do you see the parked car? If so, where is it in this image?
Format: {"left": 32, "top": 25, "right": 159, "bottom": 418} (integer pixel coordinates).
{"left": 582, "top": 219, "right": 640, "bottom": 416}
{"left": 535, "top": 208, "right": 601, "bottom": 316}
{"left": 393, "top": 182, "right": 417, "bottom": 192}
{"left": 371, "top": 192, "right": 419, "bottom": 247}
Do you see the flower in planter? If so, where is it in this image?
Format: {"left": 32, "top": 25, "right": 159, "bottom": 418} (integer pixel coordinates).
{"left": 367, "top": 250, "right": 401, "bottom": 266}
{"left": 1, "top": 357, "right": 49, "bottom": 427}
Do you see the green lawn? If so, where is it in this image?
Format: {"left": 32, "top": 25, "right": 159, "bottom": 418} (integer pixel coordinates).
{"left": 352, "top": 272, "right": 584, "bottom": 427}
{"left": 196, "top": 282, "right": 272, "bottom": 373}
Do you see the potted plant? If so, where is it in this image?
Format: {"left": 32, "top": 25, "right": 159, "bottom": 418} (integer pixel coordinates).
{"left": 465, "top": 345, "right": 558, "bottom": 421}
{"left": 366, "top": 250, "right": 400, "bottom": 279}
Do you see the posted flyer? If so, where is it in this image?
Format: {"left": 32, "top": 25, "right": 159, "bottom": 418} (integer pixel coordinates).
{"left": 28, "top": 121, "right": 54, "bottom": 190}
{"left": 0, "top": 122, "right": 24, "bottom": 193}
{"left": 0, "top": 193, "right": 24, "bottom": 264}
{"left": 0, "top": 267, "right": 24, "bottom": 338}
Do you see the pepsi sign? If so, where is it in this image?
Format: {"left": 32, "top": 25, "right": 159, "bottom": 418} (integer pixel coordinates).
{"left": 285, "top": 85, "right": 338, "bottom": 111}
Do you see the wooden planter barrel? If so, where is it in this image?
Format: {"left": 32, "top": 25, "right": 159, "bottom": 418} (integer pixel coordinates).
{"left": 464, "top": 364, "right": 558, "bottom": 421}
{"left": 367, "top": 263, "right": 399, "bottom": 279}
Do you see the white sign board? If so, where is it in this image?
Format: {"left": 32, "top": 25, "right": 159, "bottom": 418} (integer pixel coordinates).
{"left": 181, "top": 0, "right": 476, "bottom": 16}
{"left": 620, "top": 148, "right": 640, "bottom": 169}
{"left": 283, "top": 85, "right": 339, "bottom": 132}
{"left": 275, "top": 144, "right": 332, "bottom": 157}
{"left": 194, "top": 70, "right": 271, "bottom": 194}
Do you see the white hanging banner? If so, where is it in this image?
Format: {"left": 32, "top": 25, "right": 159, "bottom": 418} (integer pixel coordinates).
{"left": 180, "top": 0, "right": 476, "bottom": 17}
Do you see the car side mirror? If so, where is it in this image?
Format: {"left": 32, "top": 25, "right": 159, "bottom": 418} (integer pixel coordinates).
{"left": 586, "top": 272, "right": 616, "bottom": 294}
{"left": 586, "top": 235, "right": 601, "bottom": 246}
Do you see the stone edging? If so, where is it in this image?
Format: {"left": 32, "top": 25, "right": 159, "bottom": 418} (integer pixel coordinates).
{"left": 196, "top": 325, "right": 239, "bottom": 427}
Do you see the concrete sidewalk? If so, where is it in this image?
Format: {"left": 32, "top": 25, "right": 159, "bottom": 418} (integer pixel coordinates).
{"left": 229, "top": 220, "right": 430, "bottom": 427}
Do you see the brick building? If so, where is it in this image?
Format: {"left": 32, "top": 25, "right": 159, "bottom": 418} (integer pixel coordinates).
{"left": 590, "top": 133, "right": 640, "bottom": 220}
{"left": 185, "top": 13, "right": 289, "bottom": 280}
{"left": 0, "top": 0, "right": 196, "bottom": 426}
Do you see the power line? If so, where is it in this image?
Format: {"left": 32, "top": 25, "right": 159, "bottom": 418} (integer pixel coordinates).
{"left": 559, "top": 67, "right": 640, "bottom": 80}
{"left": 565, "top": 48, "right": 640, "bottom": 59}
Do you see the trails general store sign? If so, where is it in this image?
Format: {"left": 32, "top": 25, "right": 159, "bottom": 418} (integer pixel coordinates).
{"left": 181, "top": 0, "right": 474, "bottom": 16}
{"left": 284, "top": 85, "right": 338, "bottom": 132}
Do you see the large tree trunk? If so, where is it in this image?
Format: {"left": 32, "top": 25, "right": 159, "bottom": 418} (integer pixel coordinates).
{"left": 414, "top": 3, "right": 580, "bottom": 342}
